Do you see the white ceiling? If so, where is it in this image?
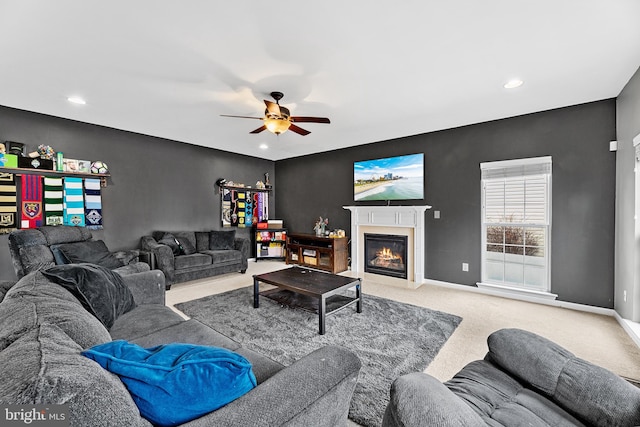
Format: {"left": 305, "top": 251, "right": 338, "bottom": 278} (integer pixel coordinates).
{"left": 1, "top": 1, "right": 639, "bottom": 161}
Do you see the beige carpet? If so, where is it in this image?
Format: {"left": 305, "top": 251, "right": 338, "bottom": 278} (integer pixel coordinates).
{"left": 167, "top": 261, "right": 640, "bottom": 424}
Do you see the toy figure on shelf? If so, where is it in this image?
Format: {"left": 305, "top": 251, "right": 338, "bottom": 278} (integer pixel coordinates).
{"left": 28, "top": 144, "right": 55, "bottom": 159}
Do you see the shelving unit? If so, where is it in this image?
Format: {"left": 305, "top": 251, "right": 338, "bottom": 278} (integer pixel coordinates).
{"left": 255, "top": 228, "right": 287, "bottom": 261}
{"left": 0, "top": 166, "right": 110, "bottom": 187}
{"left": 286, "top": 233, "right": 348, "bottom": 274}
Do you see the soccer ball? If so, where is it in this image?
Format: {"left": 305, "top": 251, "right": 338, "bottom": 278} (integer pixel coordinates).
{"left": 90, "top": 161, "right": 109, "bottom": 174}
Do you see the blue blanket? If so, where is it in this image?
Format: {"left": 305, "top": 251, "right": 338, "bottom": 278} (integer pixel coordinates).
{"left": 82, "top": 341, "right": 257, "bottom": 426}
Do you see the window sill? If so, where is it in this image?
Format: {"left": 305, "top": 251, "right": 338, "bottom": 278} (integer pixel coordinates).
{"left": 476, "top": 282, "right": 558, "bottom": 301}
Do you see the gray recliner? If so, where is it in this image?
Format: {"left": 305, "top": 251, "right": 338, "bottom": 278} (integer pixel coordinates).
{"left": 8, "top": 225, "right": 149, "bottom": 279}
{"left": 383, "top": 328, "right": 640, "bottom": 426}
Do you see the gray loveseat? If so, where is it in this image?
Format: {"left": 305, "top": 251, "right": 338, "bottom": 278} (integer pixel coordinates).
{"left": 383, "top": 328, "right": 640, "bottom": 426}
{"left": 0, "top": 267, "right": 361, "bottom": 426}
{"left": 141, "top": 230, "right": 249, "bottom": 288}
{"left": 8, "top": 225, "right": 149, "bottom": 279}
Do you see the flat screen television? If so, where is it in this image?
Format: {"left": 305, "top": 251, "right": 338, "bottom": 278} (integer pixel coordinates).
{"left": 354, "top": 153, "right": 424, "bottom": 202}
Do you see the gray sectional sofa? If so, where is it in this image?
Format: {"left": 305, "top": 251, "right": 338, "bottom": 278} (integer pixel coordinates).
{"left": 8, "top": 225, "right": 149, "bottom": 279}
{"left": 0, "top": 266, "right": 361, "bottom": 426}
{"left": 383, "top": 328, "right": 640, "bottom": 426}
{"left": 140, "top": 230, "right": 249, "bottom": 288}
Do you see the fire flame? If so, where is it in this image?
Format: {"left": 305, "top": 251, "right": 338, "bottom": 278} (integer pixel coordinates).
{"left": 376, "top": 247, "right": 403, "bottom": 261}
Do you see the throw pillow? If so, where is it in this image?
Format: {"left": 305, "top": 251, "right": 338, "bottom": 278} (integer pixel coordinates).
{"left": 42, "top": 263, "right": 137, "bottom": 329}
{"left": 175, "top": 236, "right": 196, "bottom": 255}
{"left": 82, "top": 341, "right": 257, "bottom": 427}
{"left": 209, "top": 230, "right": 236, "bottom": 250}
{"left": 57, "top": 240, "right": 125, "bottom": 269}
{"left": 158, "top": 233, "right": 181, "bottom": 256}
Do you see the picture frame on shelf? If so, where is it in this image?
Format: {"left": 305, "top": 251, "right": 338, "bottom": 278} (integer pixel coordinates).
{"left": 63, "top": 158, "right": 79, "bottom": 172}
{"left": 77, "top": 160, "right": 91, "bottom": 173}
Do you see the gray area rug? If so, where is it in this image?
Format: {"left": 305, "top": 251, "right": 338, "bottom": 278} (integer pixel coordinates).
{"left": 175, "top": 286, "right": 462, "bottom": 426}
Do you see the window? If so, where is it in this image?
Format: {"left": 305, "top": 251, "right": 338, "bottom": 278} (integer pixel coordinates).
{"left": 480, "top": 157, "right": 551, "bottom": 293}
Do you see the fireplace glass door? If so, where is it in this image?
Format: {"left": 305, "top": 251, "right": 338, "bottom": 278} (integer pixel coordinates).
{"left": 364, "top": 233, "right": 408, "bottom": 279}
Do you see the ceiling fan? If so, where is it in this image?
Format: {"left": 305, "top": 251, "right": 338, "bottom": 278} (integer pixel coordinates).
{"left": 221, "top": 91, "right": 330, "bottom": 136}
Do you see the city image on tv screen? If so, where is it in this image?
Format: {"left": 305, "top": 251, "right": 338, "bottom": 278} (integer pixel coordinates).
{"left": 354, "top": 153, "right": 424, "bottom": 201}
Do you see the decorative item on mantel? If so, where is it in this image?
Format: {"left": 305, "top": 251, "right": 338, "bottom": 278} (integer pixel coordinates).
{"left": 314, "top": 216, "right": 329, "bottom": 236}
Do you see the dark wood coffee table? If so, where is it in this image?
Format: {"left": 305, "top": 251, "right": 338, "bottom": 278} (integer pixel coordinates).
{"left": 253, "top": 266, "right": 362, "bottom": 335}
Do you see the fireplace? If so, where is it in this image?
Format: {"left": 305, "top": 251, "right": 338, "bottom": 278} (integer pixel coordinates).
{"left": 364, "top": 233, "right": 408, "bottom": 279}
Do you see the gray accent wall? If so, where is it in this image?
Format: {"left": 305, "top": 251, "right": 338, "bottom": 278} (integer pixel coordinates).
{"left": 276, "top": 100, "right": 616, "bottom": 308}
{"left": 0, "top": 106, "right": 275, "bottom": 280}
{"left": 616, "top": 65, "right": 640, "bottom": 321}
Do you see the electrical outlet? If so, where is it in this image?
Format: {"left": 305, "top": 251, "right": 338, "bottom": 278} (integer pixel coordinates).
{"left": 434, "top": 210, "right": 440, "bottom": 219}
{"left": 624, "top": 290, "right": 627, "bottom": 302}
{"left": 462, "top": 263, "right": 469, "bottom": 272}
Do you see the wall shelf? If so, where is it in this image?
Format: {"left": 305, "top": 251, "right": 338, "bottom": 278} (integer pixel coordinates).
{"left": 0, "top": 166, "right": 110, "bottom": 187}
{"left": 217, "top": 184, "right": 272, "bottom": 194}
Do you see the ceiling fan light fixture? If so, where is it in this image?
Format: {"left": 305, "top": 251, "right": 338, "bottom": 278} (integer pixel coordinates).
{"left": 264, "top": 117, "right": 291, "bottom": 134}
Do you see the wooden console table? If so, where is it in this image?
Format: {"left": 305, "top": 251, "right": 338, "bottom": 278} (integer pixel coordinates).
{"left": 286, "top": 233, "right": 348, "bottom": 274}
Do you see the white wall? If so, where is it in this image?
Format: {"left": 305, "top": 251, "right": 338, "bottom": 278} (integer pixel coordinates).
{"left": 616, "top": 65, "right": 640, "bottom": 321}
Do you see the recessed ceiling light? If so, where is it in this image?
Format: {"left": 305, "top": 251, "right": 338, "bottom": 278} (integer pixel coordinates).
{"left": 67, "top": 96, "right": 86, "bottom": 105}
{"left": 259, "top": 143, "right": 268, "bottom": 150}
{"left": 504, "top": 79, "right": 524, "bottom": 89}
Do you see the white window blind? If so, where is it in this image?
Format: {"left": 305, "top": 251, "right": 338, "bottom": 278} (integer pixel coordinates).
{"left": 480, "top": 157, "right": 551, "bottom": 292}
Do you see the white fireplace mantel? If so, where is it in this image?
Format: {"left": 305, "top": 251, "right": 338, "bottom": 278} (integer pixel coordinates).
{"left": 343, "top": 205, "right": 431, "bottom": 287}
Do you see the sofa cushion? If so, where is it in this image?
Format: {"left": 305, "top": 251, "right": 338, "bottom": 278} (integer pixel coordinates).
{"left": 177, "top": 236, "right": 197, "bottom": 255}
{"left": 174, "top": 253, "right": 212, "bottom": 270}
{"left": 0, "top": 323, "right": 151, "bottom": 426}
{"left": 2, "top": 272, "right": 112, "bottom": 350}
{"left": 487, "top": 328, "right": 640, "bottom": 427}
{"left": 82, "top": 340, "right": 257, "bottom": 427}
{"left": 129, "top": 318, "right": 240, "bottom": 350}
{"left": 170, "top": 231, "right": 197, "bottom": 255}
{"left": 385, "top": 372, "right": 485, "bottom": 427}
{"left": 17, "top": 244, "right": 55, "bottom": 274}
{"left": 201, "top": 249, "right": 242, "bottom": 265}
{"left": 38, "top": 225, "right": 93, "bottom": 245}
{"left": 158, "top": 233, "right": 181, "bottom": 255}
{"left": 42, "top": 264, "right": 137, "bottom": 329}
{"left": 195, "top": 231, "right": 210, "bottom": 252}
{"left": 209, "top": 229, "right": 236, "bottom": 250}
{"left": 56, "top": 240, "right": 125, "bottom": 269}
{"left": 109, "top": 304, "right": 186, "bottom": 341}
{"left": 446, "top": 360, "right": 584, "bottom": 426}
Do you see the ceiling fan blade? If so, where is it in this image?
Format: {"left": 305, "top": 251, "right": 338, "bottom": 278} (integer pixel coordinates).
{"left": 290, "top": 116, "right": 331, "bottom": 124}
{"left": 220, "top": 114, "right": 264, "bottom": 120}
{"left": 289, "top": 124, "right": 311, "bottom": 136}
{"left": 264, "top": 100, "right": 281, "bottom": 117}
{"left": 250, "top": 125, "right": 267, "bottom": 134}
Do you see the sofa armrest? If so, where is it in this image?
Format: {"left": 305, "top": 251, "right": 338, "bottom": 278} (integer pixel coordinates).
{"left": 113, "top": 249, "right": 140, "bottom": 265}
{"left": 234, "top": 237, "right": 249, "bottom": 271}
{"left": 181, "top": 345, "right": 361, "bottom": 427}
{"left": 120, "top": 269, "right": 166, "bottom": 306}
{"left": 382, "top": 372, "right": 484, "bottom": 427}
{"left": 140, "top": 235, "right": 175, "bottom": 281}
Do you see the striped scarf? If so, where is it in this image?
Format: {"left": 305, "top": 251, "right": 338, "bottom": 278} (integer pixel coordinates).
{"left": 44, "top": 176, "right": 64, "bottom": 226}
{"left": 84, "top": 178, "right": 103, "bottom": 230}
{"left": 0, "top": 173, "right": 17, "bottom": 234}
{"left": 63, "top": 177, "right": 85, "bottom": 226}
{"left": 20, "top": 174, "right": 43, "bottom": 229}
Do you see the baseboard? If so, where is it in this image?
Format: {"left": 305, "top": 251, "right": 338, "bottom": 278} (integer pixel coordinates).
{"left": 614, "top": 312, "right": 640, "bottom": 348}
{"left": 423, "top": 278, "right": 639, "bottom": 348}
